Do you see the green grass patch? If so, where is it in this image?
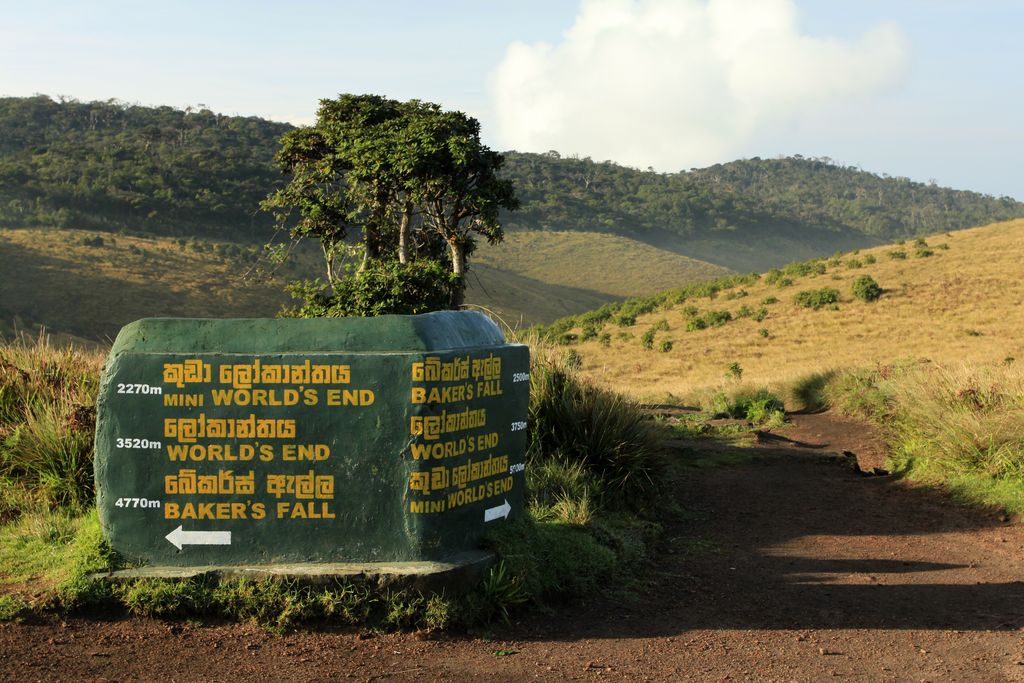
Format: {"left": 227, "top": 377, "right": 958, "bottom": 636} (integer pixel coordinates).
{"left": 789, "top": 361, "right": 1024, "bottom": 515}
{"left": 702, "top": 387, "right": 787, "bottom": 428}
{"left": 0, "top": 594, "right": 26, "bottom": 621}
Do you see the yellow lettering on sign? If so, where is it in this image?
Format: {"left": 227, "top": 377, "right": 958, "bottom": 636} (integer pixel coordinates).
{"left": 163, "top": 359, "right": 211, "bottom": 388}
{"left": 218, "top": 360, "right": 350, "bottom": 389}
{"left": 266, "top": 471, "right": 334, "bottom": 500}
{"left": 275, "top": 502, "right": 336, "bottom": 519}
{"left": 471, "top": 354, "right": 502, "bottom": 381}
{"left": 163, "top": 501, "right": 265, "bottom": 520}
{"left": 409, "top": 408, "right": 486, "bottom": 440}
{"left": 163, "top": 414, "right": 296, "bottom": 444}
{"left": 410, "top": 383, "right": 474, "bottom": 405}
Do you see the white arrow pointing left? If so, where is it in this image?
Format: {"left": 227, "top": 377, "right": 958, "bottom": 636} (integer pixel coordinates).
{"left": 165, "top": 525, "right": 232, "bottom": 550}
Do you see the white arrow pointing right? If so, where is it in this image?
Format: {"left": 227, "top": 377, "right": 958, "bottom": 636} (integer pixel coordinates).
{"left": 484, "top": 499, "right": 512, "bottom": 523}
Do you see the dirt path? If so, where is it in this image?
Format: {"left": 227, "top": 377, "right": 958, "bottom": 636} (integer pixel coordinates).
{"left": 3, "top": 413, "right": 1024, "bottom": 682}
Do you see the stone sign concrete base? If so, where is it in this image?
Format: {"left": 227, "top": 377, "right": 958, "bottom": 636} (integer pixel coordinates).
{"left": 90, "top": 550, "right": 495, "bottom": 595}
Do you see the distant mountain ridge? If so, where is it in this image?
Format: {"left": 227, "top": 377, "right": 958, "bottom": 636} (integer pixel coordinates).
{"left": 2, "top": 96, "right": 1021, "bottom": 273}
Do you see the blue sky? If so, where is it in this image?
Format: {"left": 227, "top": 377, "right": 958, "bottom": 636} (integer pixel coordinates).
{"left": 1, "top": 1, "right": 1021, "bottom": 199}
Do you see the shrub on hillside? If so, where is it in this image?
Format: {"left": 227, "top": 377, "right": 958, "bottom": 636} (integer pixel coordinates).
{"left": 640, "top": 328, "right": 656, "bottom": 349}
{"left": 852, "top": 275, "right": 882, "bottom": 302}
{"left": 614, "top": 313, "right": 636, "bottom": 327}
{"left": 794, "top": 287, "right": 840, "bottom": 310}
{"left": 863, "top": 254, "right": 877, "bottom": 264}
{"left": 556, "top": 333, "right": 578, "bottom": 346}
{"left": 686, "top": 310, "right": 732, "bottom": 332}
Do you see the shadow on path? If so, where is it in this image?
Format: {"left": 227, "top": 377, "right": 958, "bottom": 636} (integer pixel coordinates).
{"left": 518, "top": 413, "right": 1024, "bottom": 640}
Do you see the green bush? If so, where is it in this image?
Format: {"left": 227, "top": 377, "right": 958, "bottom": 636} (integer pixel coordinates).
{"left": 705, "top": 310, "right": 732, "bottom": 327}
{"left": 888, "top": 250, "right": 907, "bottom": 260}
{"left": 758, "top": 328, "right": 770, "bottom": 338}
{"left": 761, "top": 296, "right": 779, "bottom": 305}
{"left": 640, "top": 328, "right": 656, "bottom": 349}
{"left": 685, "top": 309, "right": 732, "bottom": 332}
{"left": 658, "top": 339, "right": 673, "bottom": 353}
{"left": 705, "top": 388, "right": 785, "bottom": 427}
{"left": 852, "top": 275, "right": 882, "bottom": 302}
{"left": 783, "top": 259, "right": 827, "bottom": 277}
{"left": 794, "top": 287, "right": 840, "bottom": 310}
{"left": 614, "top": 313, "right": 636, "bottom": 327}
{"left": 863, "top": 254, "right": 877, "bottom": 264}
{"left": 915, "top": 248, "right": 934, "bottom": 258}
{"left": 282, "top": 259, "right": 458, "bottom": 318}
{"left": 726, "top": 362, "right": 743, "bottom": 380}
{"left": 556, "top": 333, "right": 578, "bottom": 346}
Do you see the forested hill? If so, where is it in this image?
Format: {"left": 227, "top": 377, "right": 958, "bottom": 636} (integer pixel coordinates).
{"left": 503, "top": 153, "right": 1024, "bottom": 240}
{"left": 2, "top": 95, "right": 1022, "bottom": 247}
{"left": 0, "top": 96, "right": 289, "bottom": 238}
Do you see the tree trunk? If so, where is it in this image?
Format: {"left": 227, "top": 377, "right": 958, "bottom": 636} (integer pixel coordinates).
{"left": 398, "top": 201, "right": 412, "bottom": 265}
{"left": 448, "top": 238, "right": 466, "bottom": 309}
{"left": 323, "top": 243, "right": 336, "bottom": 290}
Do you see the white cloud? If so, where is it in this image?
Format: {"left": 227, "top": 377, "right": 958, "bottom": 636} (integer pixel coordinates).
{"left": 491, "top": 0, "right": 909, "bottom": 170}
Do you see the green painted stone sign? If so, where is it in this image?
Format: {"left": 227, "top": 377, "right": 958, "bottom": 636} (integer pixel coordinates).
{"left": 94, "top": 311, "right": 530, "bottom": 567}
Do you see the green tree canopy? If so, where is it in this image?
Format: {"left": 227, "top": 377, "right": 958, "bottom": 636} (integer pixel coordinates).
{"left": 261, "top": 94, "right": 518, "bottom": 314}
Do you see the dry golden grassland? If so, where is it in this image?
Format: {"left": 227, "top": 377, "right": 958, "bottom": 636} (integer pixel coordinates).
{"left": 472, "top": 230, "right": 732, "bottom": 298}
{"left": 0, "top": 227, "right": 735, "bottom": 340}
{"left": 568, "top": 219, "right": 1024, "bottom": 402}
{"left": 0, "top": 228, "right": 294, "bottom": 342}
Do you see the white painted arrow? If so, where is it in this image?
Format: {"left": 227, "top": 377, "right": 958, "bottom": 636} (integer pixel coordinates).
{"left": 484, "top": 499, "right": 512, "bottom": 523}
{"left": 165, "top": 525, "right": 232, "bottom": 550}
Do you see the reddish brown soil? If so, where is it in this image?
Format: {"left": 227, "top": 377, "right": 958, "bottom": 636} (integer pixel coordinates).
{"left": 3, "top": 412, "right": 1024, "bottom": 682}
